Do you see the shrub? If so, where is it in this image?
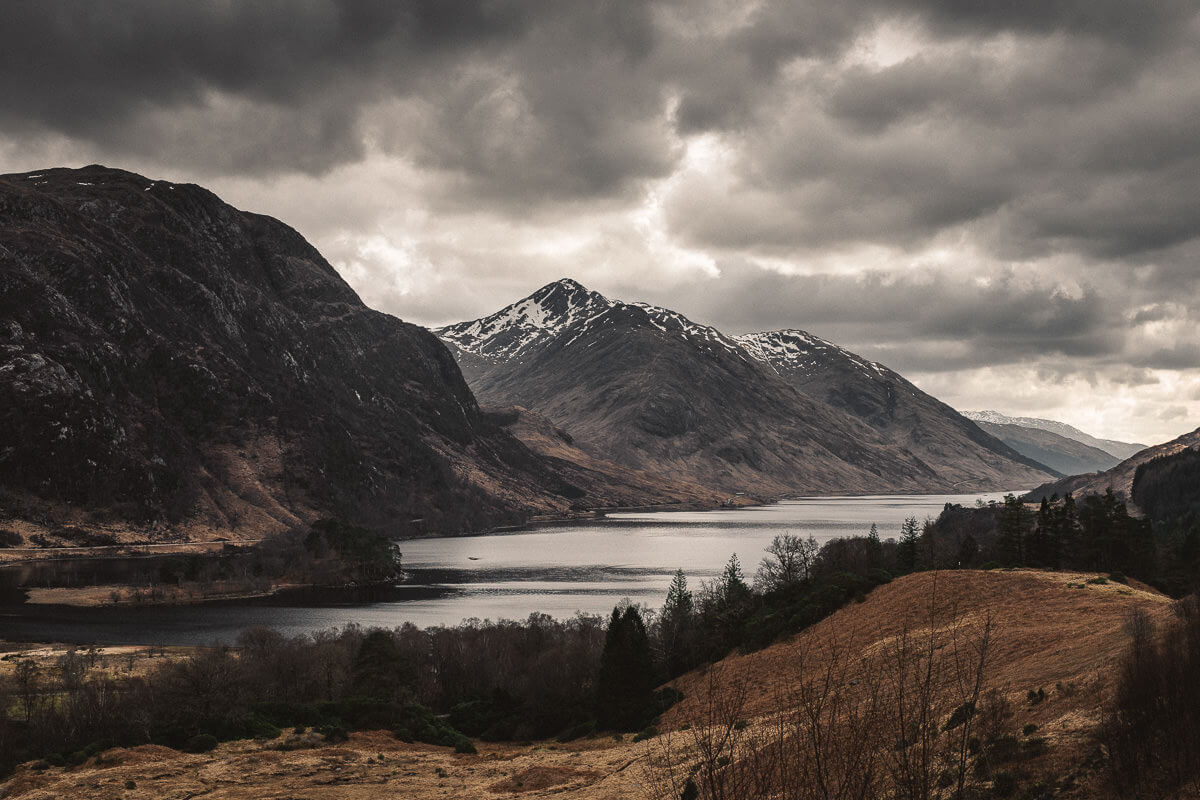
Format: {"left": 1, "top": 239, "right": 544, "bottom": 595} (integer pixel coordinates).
{"left": 556, "top": 720, "right": 597, "bottom": 742}
{"left": 632, "top": 725, "right": 658, "bottom": 742}
{"left": 944, "top": 700, "right": 977, "bottom": 730}
{"left": 1108, "top": 571, "right": 1127, "bottom": 584}
{"left": 184, "top": 733, "right": 218, "bottom": 753}
{"left": 319, "top": 724, "right": 348, "bottom": 743}
{"left": 125, "top": 780, "right": 137, "bottom": 789}
{"left": 1086, "top": 577, "right": 1109, "bottom": 586}
{"left": 992, "top": 770, "right": 1017, "bottom": 796}
{"left": 1022, "top": 723, "right": 1038, "bottom": 735}
{"left": 453, "top": 735, "right": 477, "bottom": 754}
{"left": 989, "top": 734, "right": 1020, "bottom": 762}
{"left": 0, "top": 529, "right": 21, "bottom": 547}
{"left": 1022, "top": 737, "right": 1049, "bottom": 757}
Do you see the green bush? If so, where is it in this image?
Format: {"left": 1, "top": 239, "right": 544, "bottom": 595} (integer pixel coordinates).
{"left": 453, "top": 735, "right": 477, "bottom": 754}
{"left": 944, "top": 700, "right": 977, "bottom": 730}
{"left": 319, "top": 724, "right": 348, "bottom": 743}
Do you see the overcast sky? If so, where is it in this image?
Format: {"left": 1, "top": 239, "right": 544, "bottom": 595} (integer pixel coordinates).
{"left": 3, "top": 1, "right": 1199, "bottom": 445}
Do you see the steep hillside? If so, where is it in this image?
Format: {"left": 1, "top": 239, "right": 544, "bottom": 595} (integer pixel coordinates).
{"left": 737, "top": 329, "right": 1055, "bottom": 483}
{"left": 0, "top": 166, "right": 597, "bottom": 544}
{"left": 440, "top": 281, "right": 1054, "bottom": 496}
{"left": 964, "top": 410, "right": 1146, "bottom": 460}
{"left": 1024, "top": 426, "right": 1200, "bottom": 504}
{"left": 972, "top": 419, "right": 1121, "bottom": 475}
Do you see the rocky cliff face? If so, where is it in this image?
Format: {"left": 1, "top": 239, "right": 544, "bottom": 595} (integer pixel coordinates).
{"left": 0, "top": 166, "right": 585, "bottom": 542}
{"left": 440, "top": 281, "right": 1055, "bottom": 496}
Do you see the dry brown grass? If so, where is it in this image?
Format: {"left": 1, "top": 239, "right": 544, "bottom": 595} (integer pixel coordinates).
{"left": 668, "top": 569, "right": 1169, "bottom": 726}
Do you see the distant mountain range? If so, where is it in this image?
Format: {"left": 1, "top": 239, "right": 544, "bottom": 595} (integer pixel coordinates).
{"left": 1024, "top": 426, "right": 1200, "bottom": 505}
{"left": 439, "top": 280, "right": 1053, "bottom": 497}
{"left": 962, "top": 410, "right": 1146, "bottom": 460}
{"left": 966, "top": 420, "right": 1123, "bottom": 476}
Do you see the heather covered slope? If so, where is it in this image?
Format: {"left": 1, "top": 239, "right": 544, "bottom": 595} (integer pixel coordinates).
{"left": 440, "top": 281, "right": 1054, "bottom": 496}
{"left": 0, "top": 166, "right": 595, "bottom": 543}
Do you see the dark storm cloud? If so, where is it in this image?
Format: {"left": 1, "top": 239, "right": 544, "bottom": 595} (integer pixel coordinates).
{"left": 0, "top": 0, "right": 667, "bottom": 197}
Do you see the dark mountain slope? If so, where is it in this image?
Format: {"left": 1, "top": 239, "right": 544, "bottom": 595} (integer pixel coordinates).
{"left": 969, "top": 420, "right": 1120, "bottom": 476}
{"left": 0, "top": 166, "right": 596, "bottom": 542}
{"left": 736, "top": 330, "right": 1055, "bottom": 484}
{"left": 439, "top": 281, "right": 1054, "bottom": 495}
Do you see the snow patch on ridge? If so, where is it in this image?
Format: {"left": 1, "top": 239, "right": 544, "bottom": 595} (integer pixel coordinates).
{"left": 737, "top": 330, "right": 890, "bottom": 380}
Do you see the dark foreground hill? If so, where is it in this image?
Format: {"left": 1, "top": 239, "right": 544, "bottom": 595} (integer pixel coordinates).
{"left": 439, "top": 280, "right": 1054, "bottom": 496}
{"left": 0, "top": 166, "right": 620, "bottom": 543}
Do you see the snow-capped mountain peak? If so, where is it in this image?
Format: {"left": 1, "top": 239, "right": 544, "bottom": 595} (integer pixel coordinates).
{"left": 437, "top": 278, "right": 614, "bottom": 362}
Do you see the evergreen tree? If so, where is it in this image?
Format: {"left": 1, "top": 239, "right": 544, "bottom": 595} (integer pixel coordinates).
{"left": 596, "top": 605, "right": 656, "bottom": 730}
{"left": 866, "top": 522, "right": 884, "bottom": 568}
{"left": 349, "top": 630, "right": 409, "bottom": 701}
{"left": 996, "top": 494, "right": 1030, "bottom": 567}
{"left": 1028, "top": 497, "right": 1059, "bottom": 568}
{"left": 660, "top": 569, "right": 695, "bottom": 678}
{"left": 897, "top": 516, "right": 920, "bottom": 573}
{"left": 720, "top": 553, "right": 751, "bottom": 605}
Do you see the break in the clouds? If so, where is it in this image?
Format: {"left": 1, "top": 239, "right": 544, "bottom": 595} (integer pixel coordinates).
{"left": 2, "top": 0, "right": 1199, "bottom": 444}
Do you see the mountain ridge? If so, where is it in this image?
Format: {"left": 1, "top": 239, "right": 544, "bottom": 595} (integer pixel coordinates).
{"left": 963, "top": 409, "right": 1146, "bottom": 459}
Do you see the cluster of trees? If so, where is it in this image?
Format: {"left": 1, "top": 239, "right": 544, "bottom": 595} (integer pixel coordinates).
{"left": 902, "top": 491, "right": 1199, "bottom": 595}
{"left": 0, "top": 615, "right": 605, "bottom": 777}
{"left": 651, "top": 531, "right": 897, "bottom": 681}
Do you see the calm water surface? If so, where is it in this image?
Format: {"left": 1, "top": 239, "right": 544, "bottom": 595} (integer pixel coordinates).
{"left": 3, "top": 494, "right": 1004, "bottom": 645}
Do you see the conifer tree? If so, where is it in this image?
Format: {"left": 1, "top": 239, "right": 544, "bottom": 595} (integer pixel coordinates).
{"left": 660, "top": 569, "right": 695, "bottom": 677}
{"left": 897, "top": 516, "right": 920, "bottom": 572}
{"left": 596, "top": 605, "right": 656, "bottom": 730}
{"left": 996, "top": 494, "right": 1030, "bottom": 567}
